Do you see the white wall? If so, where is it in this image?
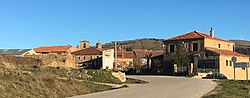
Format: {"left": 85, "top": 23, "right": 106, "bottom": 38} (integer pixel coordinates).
{"left": 102, "top": 49, "right": 114, "bottom": 69}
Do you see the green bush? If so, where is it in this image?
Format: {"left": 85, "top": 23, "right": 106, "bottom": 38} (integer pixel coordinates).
{"left": 87, "top": 70, "right": 122, "bottom": 84}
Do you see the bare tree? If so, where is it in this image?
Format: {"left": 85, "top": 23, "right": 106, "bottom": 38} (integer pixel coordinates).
{"left": 173, "top": 41, "right": 191, "bottom": 75}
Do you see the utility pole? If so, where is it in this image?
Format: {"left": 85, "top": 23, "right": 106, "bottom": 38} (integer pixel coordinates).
{"left": 114, "top": 42, "right": 117, "bottom": 70}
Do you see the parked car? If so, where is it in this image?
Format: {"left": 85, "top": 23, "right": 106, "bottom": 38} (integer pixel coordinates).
{"left": 202, "top": 73, "right": 227, "bottom": 79}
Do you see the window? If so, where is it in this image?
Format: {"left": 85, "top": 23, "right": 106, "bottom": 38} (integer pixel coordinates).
{"left": 84, "top": 56, "right": 86, "bottom": 60}
{"left": 117, "top": 54, "right": 122, "bottom": 58}
{"left": 97, "top": 56, "right": 99, "bottom": 58}
{"left": 83, "top": 43, "right": 86, "bottom": 48}
{"left": 230, "top": 61, "right": 232, "bottom": 66}
{"left": 218, "top": 44, "right": 221, "bottom": 48}
{"left": 79, "top": 57, "right": 81, "bottom": 60}
{"left": 170, "top": 45, "right": 175, "bottom": 52}
{"left": 205, "top": 53, "right": 209, "bottom": 57}
{"left": 193, "top": 43, "right": 198, "bottom": 51}
{"left": 198, "top": 59, "right": 216, "bottom": 68}
{"left": 226, "top": 60, "right": 228, "bottom": 66}
{"left": 41, "top": 52, "right": 49, "bottom": 54}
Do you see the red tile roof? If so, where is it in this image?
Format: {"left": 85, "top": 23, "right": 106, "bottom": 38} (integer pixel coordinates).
{"left": 164, "top": 31, "right": 231, "bottom": 42}
{"left": 120, "top": 51, "right": 135, "bottom": 58}
{"left": 34, "top": 46, "right": 72, "bottom": 53}
{"left": 207, "top": 48, "right": 248, "bottom": 57}
{"left": 72, "top": 47, "right": 102, "bottom": 55}
{"left": 117, "top": 50, "right": 163, "bottom": 59}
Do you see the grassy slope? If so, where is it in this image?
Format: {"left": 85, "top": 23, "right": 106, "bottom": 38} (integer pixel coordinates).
{"left": 203, "top": 80, "right": 250, "bottom": 98}
{"left": 0, "top": 68, "right": 121, "bottom": 98}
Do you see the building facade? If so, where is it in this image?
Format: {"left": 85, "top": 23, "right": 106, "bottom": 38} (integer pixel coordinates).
{"left": 72, "top": 47, "right": 103, "bottom": 68}
{"left": 116, "top": 49, "right": 163, "bottom": 70}
{"left": 162, "top": 28, "right": 250, "bottom": 80}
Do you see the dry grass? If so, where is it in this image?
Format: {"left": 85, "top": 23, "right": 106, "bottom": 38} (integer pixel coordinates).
{"left": 0, "top": 55, "right": 123, "bottom": 98}
{"left": 0, "top": 67, "right": 119, "bottom": 98}
{"left": 203, "top": 80, "right": 250, "bottom": 98}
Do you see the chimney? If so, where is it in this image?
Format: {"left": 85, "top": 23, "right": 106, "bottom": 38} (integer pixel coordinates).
{"left": 210, "top": 27, "right": 214, "bottom": 38}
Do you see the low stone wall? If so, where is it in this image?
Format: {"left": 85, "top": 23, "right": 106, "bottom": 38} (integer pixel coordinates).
{"left": 27, "top": 55, "right": 68, "bottom": 68}
{"left": 0, "top": 55, "right": 42, "bottom": 68}
{"left": 112, "top": 71, "right": 126, "bottom": 82}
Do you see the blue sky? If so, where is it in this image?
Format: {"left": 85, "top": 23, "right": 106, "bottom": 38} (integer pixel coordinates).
{"left": 0, "top": 0, "right": 250, "bottom": 49}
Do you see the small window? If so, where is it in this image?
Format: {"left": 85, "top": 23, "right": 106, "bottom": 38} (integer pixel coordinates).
{"left": 218, "top": 44, "right": 221, "bottom": 48}
{"left": 205, "top": 53, "right": 209, "bottom": 57}
{"left": 170, "top": 45, "right": 175, "bottom": 52}
{"left": 230, "top": 61, "right": 232, "bottom": 66}
{"left": 226, "top": 60, "right": 228, "bottom": 66}
{"left": 117, "top": 54, "right": 122, "bottom": 58}
{"left": 84, "top": 56, "right": 86, "bottom": 60}
{"left": 193, "top": 43, "right": 198, "bottom": 51}
{"left": 79, "top": 57, "right": 81, "bottom": 60}
{"left": 41, "top": 52, "right": 49, "bottom": 54}
{"left": 83, "top": 43, "right": 87, "bottom": 48}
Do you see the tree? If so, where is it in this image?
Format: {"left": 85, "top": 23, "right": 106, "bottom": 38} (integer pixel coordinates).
{"left": 173, "top": 41, "right": 191, "bottom": 75}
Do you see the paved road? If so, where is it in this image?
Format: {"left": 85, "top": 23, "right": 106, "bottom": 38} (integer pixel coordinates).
{"left": 71, "top": 75, "right": 216, "bottom": 98}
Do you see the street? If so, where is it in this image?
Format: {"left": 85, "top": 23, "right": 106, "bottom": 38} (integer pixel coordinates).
{"left": 71, "top": 75, "right": 216, "bottom": 98}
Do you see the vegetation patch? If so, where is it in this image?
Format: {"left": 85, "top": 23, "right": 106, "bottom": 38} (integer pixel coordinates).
{"left": 0, "top": 67, "right": 122, "bottom": 98}
{"left": 203, "top": 80, "right": 250, "bottom": 98}
{"left": 87, "top": 70, "right": 122, "bottom": 84}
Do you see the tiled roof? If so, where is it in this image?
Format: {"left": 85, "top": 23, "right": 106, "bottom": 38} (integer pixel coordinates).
{"left": 0, "top": 49, "right": 31, "bottom": 55}
{"left": 117, "top": 51, "right": 134, "bottom": 58}
{"left": 34, "top": 46, "right": 72, "bottom": 53}
{"left": 117, "top": 50, "right": 163, "bottom": 59}
{"left": 72, "top": 47, "right": 102, "bottom": 55}
{"left": 164, "top": 31, "right": 231, "bottom": 42}
{"left": 207, "top": 48, "right": 248, "bottom": 57}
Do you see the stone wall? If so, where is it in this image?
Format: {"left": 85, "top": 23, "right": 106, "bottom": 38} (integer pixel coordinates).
{"left": 27, "top": 54, "right": 71, "bottom": 68}
{"left": 0, "top": 55, "right": 42, "bottom": 68}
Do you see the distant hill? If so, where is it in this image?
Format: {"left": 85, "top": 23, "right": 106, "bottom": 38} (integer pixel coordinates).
{"left": 103, "top": 39, "right": 250, "bottom": 56}
{"left": 102, "top": 38, "right": 164, "bottom": 51}
{"left": 230, "top": 40, "right": 250, "bottom": 55}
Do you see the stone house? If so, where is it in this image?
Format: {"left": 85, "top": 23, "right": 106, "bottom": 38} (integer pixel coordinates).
{"left": 30, "top": 46, "right": 79, "bottom": 68}
{"left": 33, "top": 46, "right": 79, "bottom": 55}
{"left": 162, "top": 28, "right": 250, "bottom": 80}
{"left": 71, "top": 47, "right": 103, "bottom": 68}
{"left": 116, "top": 49, "right": 163, "bottom": 70}
{"left": 71, "top": 40, "right": 114, "bottom": 69}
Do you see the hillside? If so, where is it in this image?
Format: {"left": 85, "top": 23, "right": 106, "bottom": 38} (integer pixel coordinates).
{"left": 103, "top": 38, "right": 164, "bottom": 50}
{"left": 103, "top": 39, "right": 250, "bottom": 55}
{"left": 230, "top": 40, "right": 250, "bottom": 55}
